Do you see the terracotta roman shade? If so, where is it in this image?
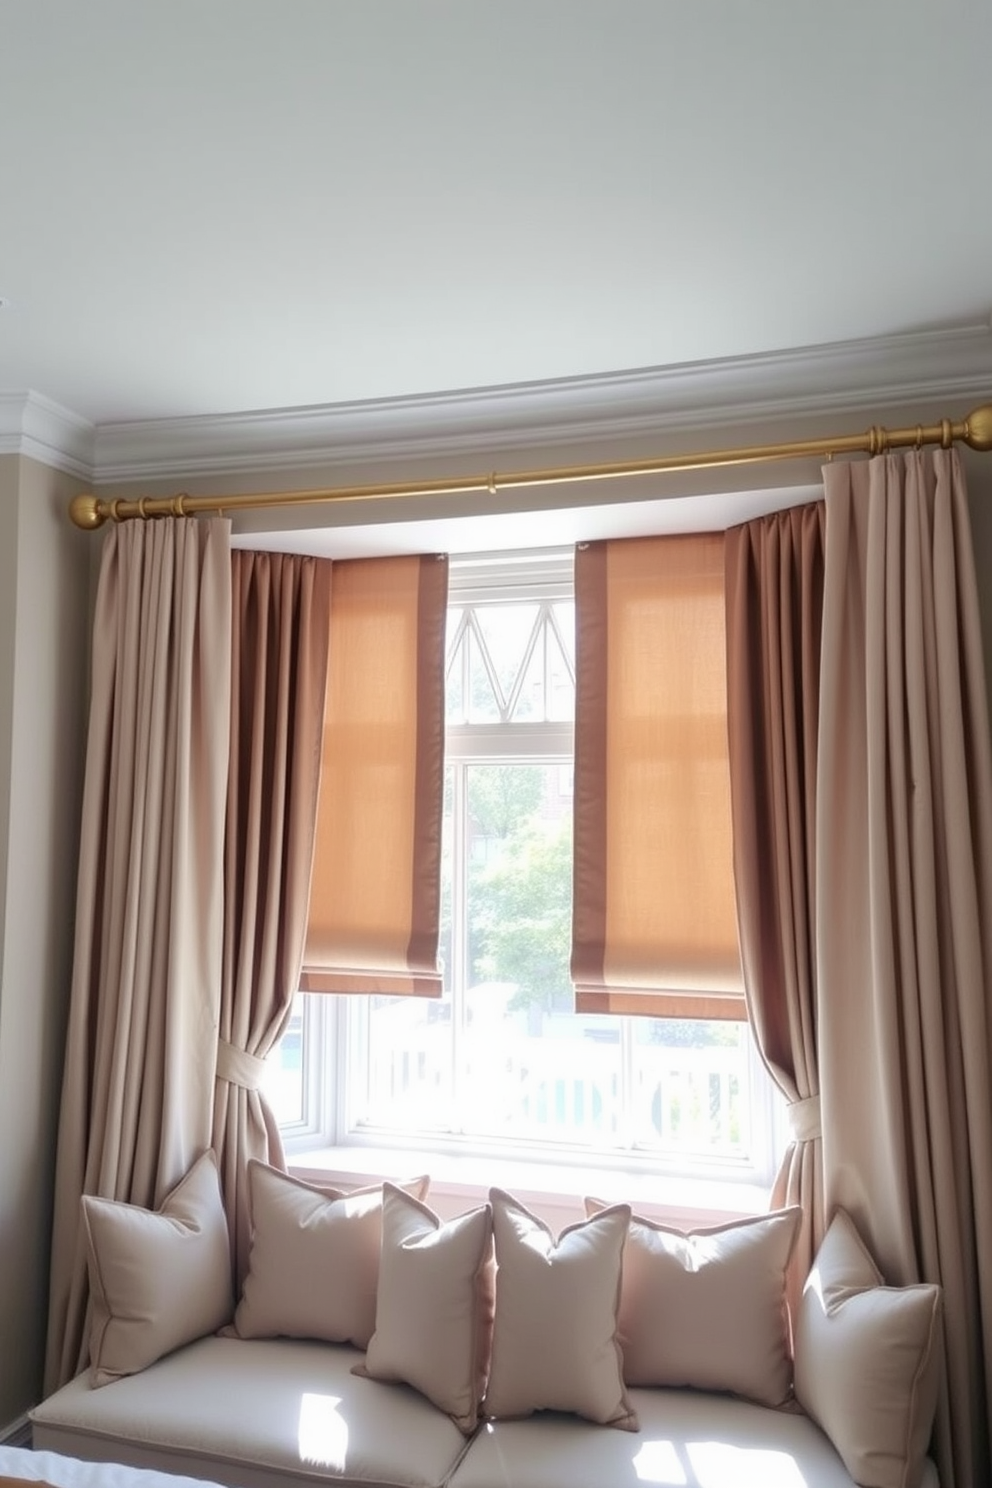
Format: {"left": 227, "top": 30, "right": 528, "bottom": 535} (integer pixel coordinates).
{"left": 301, "top": 553, "right": 448, "bottom": 996}
{"left": 571, "top": 536, "right": 744, "bottom": 1018}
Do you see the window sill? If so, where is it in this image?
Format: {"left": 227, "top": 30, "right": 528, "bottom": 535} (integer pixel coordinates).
{"left": 288, "top": 1144, "right": 772, "bottom": 1232}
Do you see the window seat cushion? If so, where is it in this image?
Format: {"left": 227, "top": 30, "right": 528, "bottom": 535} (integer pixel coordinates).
{"left": 450, "top": 1389, "right": 941, "bottom": 1488}
{"left": 30, "top": 1336, "right": 472, "bottom": 1488}
{"left": 28, "top": 1331, "right": 939, "bottom": 1488}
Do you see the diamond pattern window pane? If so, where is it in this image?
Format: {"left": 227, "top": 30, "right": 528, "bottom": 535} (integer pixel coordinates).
{"left": 552, "top": 602, "right": 575, "bottom": 667}
{"left": 445, "top": 596, "right": 575, "bottom": 725}
{"left": 545, "top": 614, "right": 575, "bottom": 722}
{"left": 445, "top": 609, "right": 466, "bottom": 722}
{"left": 467, "top": 624, "right": 501, "bottom": 722}
{"left": 513, "top": 643, "right": 543, "bottom": 721}
{"left": 476, "top": 605, "right": 539, "bottom": 712}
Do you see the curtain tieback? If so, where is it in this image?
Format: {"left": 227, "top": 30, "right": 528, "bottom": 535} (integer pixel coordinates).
{"left": 216, "top": 1039, "right": 266, "bottom": 1091}
{"left": 787, "top": 1094, "right": 821, "bottom": 1143}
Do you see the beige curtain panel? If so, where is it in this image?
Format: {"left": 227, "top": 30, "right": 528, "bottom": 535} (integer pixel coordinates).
{"left": 571, "top": 535, "right": 744, "bottom": 1019}
{"left": 725, "top": 502, "right": 826, "bottom": 1329}
{"left": 818, "top": 449, "right": 992, "bottom": 1488}
{"left": 213, "top": 550, "right": 332, "bottom": 1286}
{"left": 44, "top": 517, "right": 232, "bottom": 1393}
{"left": 302, "top": 553, "right": 449, "bottom": 996}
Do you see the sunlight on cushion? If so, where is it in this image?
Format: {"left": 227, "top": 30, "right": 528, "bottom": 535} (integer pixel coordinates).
{"left": 297, "top": 1393, "right": 348, "bottom": 1471}
{"left": 687, "top": 1442, "right": 808, "bottom": 1488}
{"left": 633, "top": 1439, "right": 688, "bottom": 1484}
{"left": 805, "top": 1261, "right": 825, "bottom": 1309}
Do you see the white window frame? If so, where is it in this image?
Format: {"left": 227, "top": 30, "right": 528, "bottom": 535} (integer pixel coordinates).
{"left": 280, "top": 548, "right": 787, "bottom": 1204}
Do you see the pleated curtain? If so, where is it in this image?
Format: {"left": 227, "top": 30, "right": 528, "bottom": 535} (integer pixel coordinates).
{"left": 817, "top": 449, "right": 992, "bottom": 1488}
{"left": 44, "top": 517, "right": 232, "bottom": 1392}
{"left": 45, "top": 532, "right": 448, "bottom": 1383}
{"left": 724, "top": 502, "right": 826, "bottom": 1330}
{"left": 46, "top": 452, "right": 992, "bottom": 1488}
{"left": 212, "top": 549, "right": 331, "bottom": 1287}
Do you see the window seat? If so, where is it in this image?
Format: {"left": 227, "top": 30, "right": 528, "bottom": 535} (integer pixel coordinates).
{"left": 26, "top": 1154, "right": 943, "bottom": 1488}
{"left": 27, "top": 1335, "right": 925, "bottom": 1488}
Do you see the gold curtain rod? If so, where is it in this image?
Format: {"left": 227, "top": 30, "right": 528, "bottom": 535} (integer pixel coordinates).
{"left": 68, "top": 401, "right": 992, "bottom": 531}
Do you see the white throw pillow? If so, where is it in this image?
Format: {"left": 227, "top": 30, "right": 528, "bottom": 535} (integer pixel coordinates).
{"left": 82, "top": 1149, "right": 233, "bottom": 1386}
{"left": 483, "top": 1189, "right": 637, "bottom": 1431}
{"left": 231, "top": 1162, "right": 429, "bottom": 1348}
{"left": 794, "top": 1208, "right": 942, "bottom": 1488}
{"left": 585, "top": 1197, "right": 801, "bottom": 1406}
{"left": 356, "top": 1183, "right": 495, "bottom": 1432}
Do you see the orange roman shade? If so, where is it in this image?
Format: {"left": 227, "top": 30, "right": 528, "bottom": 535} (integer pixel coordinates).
{"left": 571, "top": 535, "right": 744, "bottom": 1018}
{"left": 301, "top": 553, "right": 448, "bottom": 996}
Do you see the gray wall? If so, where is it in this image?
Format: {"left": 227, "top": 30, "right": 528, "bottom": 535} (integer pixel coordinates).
{"left": 0, "top": 456, "right": 91, "bottom": 1433}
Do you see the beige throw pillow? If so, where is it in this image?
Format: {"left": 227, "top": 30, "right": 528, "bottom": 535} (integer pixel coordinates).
{"left": 231, "top": 1163, "right": 429, "bottom": 1348}
{"left": 794, "top": 1208, "right": 943, "bottom": 1488}
{"left": 585, "top": 1198, "right": 801, "bottom": 1406}
{"left": 356, "top": 1183, "right": 495, "bottom": 1433}
{"left": 82, "top": 1149, "right": 233, "bottom": 1387}
{"left": 483, "top": 1189, "right": 637, "bottom": 1431}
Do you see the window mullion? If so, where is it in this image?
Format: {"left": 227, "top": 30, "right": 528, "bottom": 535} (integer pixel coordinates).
{"left": 459, "top": 611, "right": 472, "bottom": 725}
{"left": 502, "top": 605, "right": 544, "bottom": 721}
{"left": 450, "top": 760, "right": 468, "bottom": 1133}
{"left": 469, "top": 610, "right": 511, "bottom": 722}
{"left": 619, "top": 1017, "right": 635, "bottom": 1151}
{"left": 547, "top": 602, "right": 576, "bottom": 687}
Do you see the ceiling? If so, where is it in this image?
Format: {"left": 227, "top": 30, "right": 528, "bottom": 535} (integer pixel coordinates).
{"left": 2, "top": 2, "right": 992, "bottom": 551}
{"left": 4, "top": 0, "right": 992, "bottom": 428}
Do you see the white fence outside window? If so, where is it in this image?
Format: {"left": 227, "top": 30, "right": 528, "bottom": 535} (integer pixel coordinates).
{"left": 358, "top": 1013, "right": 747, "bottom": 1157}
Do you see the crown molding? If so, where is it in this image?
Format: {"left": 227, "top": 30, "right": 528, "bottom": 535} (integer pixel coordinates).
{"left": 5, "top": 321, "right": 992, "bottom": 486}
{"left": 0, "top": 391, "right": 95, "bottom": 478}
{"left": 90, "top": 321, "right": 992, "bottom": 484}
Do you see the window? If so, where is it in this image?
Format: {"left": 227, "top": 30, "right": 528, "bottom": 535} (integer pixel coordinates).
{"left": 267, "top": 549, "right": 784, "bottom": 1189}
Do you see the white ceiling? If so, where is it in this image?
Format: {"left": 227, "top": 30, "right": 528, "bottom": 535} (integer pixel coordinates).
{"left": 2, "top": 2, "right": 991, "bottom": 553}
{"left": 3, "top": 0, "right": 991, "bottom": 429}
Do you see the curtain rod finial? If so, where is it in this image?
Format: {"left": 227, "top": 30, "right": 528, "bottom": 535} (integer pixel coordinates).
{"left": 69, "top": 494, "right": 105, "bottom": 530}
{"left": 965, "top": 403, "right": 992, "bottom": 452}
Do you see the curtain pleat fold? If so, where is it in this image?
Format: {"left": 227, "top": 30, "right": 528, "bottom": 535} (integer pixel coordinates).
{"left": 44, "top": 517, "right": 232, "bottom": 1393}
{"left": 212, "top": 549, "right": 331, "bottom": 1287}
{"left": 725, "top": 502, "right": 826, "bottom": 1330}
{"left": 817, "top": 449, "right": 992, "bottom": 1488}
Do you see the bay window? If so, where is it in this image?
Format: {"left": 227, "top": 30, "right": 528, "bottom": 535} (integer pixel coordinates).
{"left": 266, "top": 548, "right": 784, "bottom": 1191}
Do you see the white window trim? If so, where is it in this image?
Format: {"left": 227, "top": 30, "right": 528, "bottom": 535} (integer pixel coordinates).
{"left": 282, "top": 996, "right": 786, "bottom": 1189}
{"left": 280, "top": 545, "right": 788, "bottom": 1218}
